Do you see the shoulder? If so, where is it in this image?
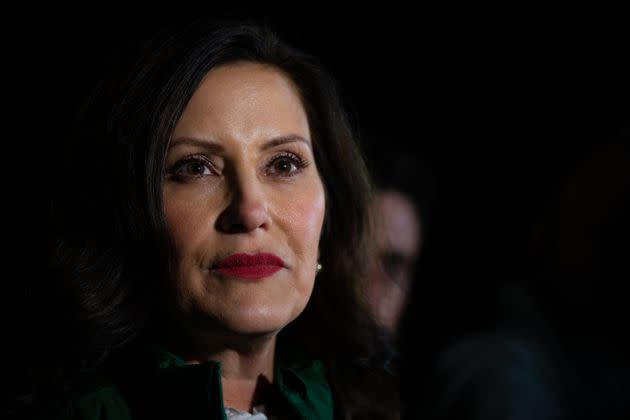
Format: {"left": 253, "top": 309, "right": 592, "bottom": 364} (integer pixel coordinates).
{"left": 21, "top": 379, "right": 132, "bottom": 420}
{"left": 70, "top": 380, "right": 131, "bottom": 420}
{"left": 431, "top": 331, "right": 565, "bottom": 419}
{"left": 277, "top": 359, "right": 334, "bottom": 419}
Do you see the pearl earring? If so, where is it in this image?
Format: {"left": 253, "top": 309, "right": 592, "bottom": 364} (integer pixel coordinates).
{"left": 316, "top": 262, "right": 322, "bottom": 273}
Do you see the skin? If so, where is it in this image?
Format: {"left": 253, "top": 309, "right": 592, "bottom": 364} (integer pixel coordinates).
{"left": 366, "top": 190, "right": 421, "bottom": 334}
{"left": 162, "top": 61, "right": 326, "bottom": 411}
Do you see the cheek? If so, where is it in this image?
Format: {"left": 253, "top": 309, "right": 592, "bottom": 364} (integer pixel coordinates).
{"left": 163, "top": 189, "right": 209, "bottom": 255}
{"left": 282, "top": 182, "right": 326, "bottom": 256}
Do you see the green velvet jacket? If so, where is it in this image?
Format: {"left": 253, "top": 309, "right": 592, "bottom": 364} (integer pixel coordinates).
{"left": 28, "top": 346, "right": 334, "bottom": 420}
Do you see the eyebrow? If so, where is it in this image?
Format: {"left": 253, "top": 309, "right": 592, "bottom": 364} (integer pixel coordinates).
{"left": 261, "top": 134, "right": 311, "bottom": 151}
{"left": 168, "top": 137, "right": 224, "bottom": 153}
{"left": 169, "top": 134, "right": 311, "bottom": 152}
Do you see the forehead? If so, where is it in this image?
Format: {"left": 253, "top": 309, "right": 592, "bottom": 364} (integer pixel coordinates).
{"left": 175, "top": 61, "right": 310, "bottom": 142}
{"left": 189, "top": 62, "right": 304, "bottom": 118}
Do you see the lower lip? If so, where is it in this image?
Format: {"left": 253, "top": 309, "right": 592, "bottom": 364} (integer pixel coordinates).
{"left": 214, "top": 265, "right": 282, "bottom": 280}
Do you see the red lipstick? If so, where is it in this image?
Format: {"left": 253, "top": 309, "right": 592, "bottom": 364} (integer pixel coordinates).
{"left": 212, "top": 253, "right": 285, "bottom": 280}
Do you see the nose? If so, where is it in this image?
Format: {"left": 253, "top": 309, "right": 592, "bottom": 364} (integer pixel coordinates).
{"left": 216, "top": 174, "right": 271, "bottom": 234}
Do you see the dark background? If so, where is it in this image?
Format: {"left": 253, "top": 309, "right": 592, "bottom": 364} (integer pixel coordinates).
{"left": 7, "top": 1, "right": 629, "bottom": 413}
{"left": 14, "top": 3, "right": 628, "bottom": 317}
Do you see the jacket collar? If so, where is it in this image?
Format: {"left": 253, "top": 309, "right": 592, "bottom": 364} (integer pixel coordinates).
{"left": 139, "top": 344, "right": 334, "bottom": 420}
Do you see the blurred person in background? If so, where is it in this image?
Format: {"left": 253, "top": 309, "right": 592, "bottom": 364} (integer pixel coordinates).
{"left": 363, "top": 144, "right": 435, "bottom": 337}
{"left": 412, "top": 129, "right": 629, "bottom": 420}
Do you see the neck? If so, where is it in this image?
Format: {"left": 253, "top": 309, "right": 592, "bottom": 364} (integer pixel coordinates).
{"left": 159, "top": 325, "right": 278, "bottom": 412}
{"left": 205, "top": 337, "right": 278, "bottom": 412}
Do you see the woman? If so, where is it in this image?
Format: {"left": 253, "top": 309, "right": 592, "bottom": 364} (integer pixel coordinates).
{"left": 18, "top": 18, "right": 399, "bottom": 420}
{"left": 363, "top": 145, "right": 434, "bottom": 337}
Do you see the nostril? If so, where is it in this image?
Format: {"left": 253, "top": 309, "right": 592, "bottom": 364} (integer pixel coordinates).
{"left": 218, "top": 220, "right": 248, "bottom": 234}
{"left": 216, "top": 205, "right": 269, "bottom": 233}
{"left": 224, "top": 205, "right": 269, "bottom": 233}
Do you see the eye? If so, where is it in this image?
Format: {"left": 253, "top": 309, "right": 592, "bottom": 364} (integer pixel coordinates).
{"left": 167, "top": 156, "right": 216, "bottom": 180}
{"left": 380, "top": 252, "right": 409, "bottom": 286}
{"left": 273, "top": 159, "right": 296, "bottom": 174}
{"left": 266, "top": 153, "right": 309, "bottom": 177}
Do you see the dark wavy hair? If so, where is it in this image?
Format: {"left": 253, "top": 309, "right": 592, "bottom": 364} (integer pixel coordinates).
{"left": 24, "top": 18, "right": 398, "bottom": 419}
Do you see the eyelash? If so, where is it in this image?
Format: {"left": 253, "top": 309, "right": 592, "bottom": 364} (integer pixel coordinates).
{"left": 265, "top": 152, "right": 310, "bottom": 177}
{"left": 166, "top": 154, "right": 216, "bottom": 181}
{"left": 166, "top": 152, "right": 310, "bottom": 181}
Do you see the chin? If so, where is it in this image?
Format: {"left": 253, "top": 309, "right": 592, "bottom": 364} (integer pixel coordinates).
{"left": 222, "top": 306, "right": 302, "bottom": 337}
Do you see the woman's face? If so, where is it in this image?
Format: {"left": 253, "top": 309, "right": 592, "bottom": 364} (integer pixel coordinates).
{"left": 163, "top": 62, "right": 325, "bottom": 336}
{"left": 367, "top": 190, "right": 421, "bottom": 332}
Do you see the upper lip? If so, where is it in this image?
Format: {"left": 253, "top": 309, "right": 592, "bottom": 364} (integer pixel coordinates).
{"left": 213, "top": 253, "right": 286, "bottom": 268}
